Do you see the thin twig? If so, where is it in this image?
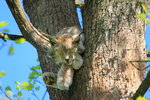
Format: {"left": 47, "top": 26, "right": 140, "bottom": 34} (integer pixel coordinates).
{"left": 0, "top": 88, "right": 12, "bottom": 100}
{"left": 0, "top": 32, "right": 24, "bottom": 41}
{"left": 42, "top": 89, "right": 48, "bottom": 100}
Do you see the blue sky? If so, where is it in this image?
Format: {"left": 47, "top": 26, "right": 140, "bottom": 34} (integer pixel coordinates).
{"left": 0, "top": 0, "right": 49, "bottom": 99}
{"left": 0, "top": 0, "right": 150, "bottom": 99}
{"left": 145, "top": 24, "right": 150, "bottom": 98}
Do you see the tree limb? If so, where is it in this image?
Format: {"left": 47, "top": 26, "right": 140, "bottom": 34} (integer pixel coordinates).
{"left": 5, "top": 0, "right": 51, "bottom": 51}
{"left": 0, "top": 32, "right": 23, "bottom": 41}
{"left": 131, "top": 71, "right": 150, "bottom": 99}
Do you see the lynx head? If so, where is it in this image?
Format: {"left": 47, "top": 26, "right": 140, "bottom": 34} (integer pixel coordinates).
{"left": 56, "top": 34, "right": 79, "bottom": 50}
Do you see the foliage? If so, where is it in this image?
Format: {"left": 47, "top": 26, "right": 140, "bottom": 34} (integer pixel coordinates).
{"left": 147, "top": 50, "right": 150, "bottom": 57}
{"left": 0, "top": 1, "right": 149, "bottom": 100}
{"left": 13, "top": 64, "right": 46, "bottom": 100}
{"left": 8, "top": 46, "right": 14, "bottom": 55}
{"left": 0, "top": 64, "right": 47, "bottom": 100}
{"left": 130, "top": 96, "right": 150, "bottom": 100}
{"left": 0, "top": 21, "right": 9, "bottom": 34}
{"left": 15, "top": 65, "right": 42, "bottom": 91}
{"left": 0, "top": 20, "right": 46, "bottom": 99}
{"left": 15, "top": 38, "right": 26, "bottom": 44}
{"left": 136, "top": 96, "right": 150, "bottom": 100}
{"left": 0, "top": 72, "right": 6, "bottom": 77}
{"left": 0, "top": 21, "right": 26, "bottom": 55}
{"left": 137, "top": 4, "right": 150, "bottom": 24}
{"left": 0, "top": 21, "right": 8, "bottom": 28}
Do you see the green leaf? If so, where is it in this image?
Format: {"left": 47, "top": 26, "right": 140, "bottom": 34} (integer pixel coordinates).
{"left": 3, "top": 29, "right": 9, "bottom": 32}
{"left": 8, "top": 46, "right": 15, "bottom": 55}
{"left": 0, "top": 21, "right": 8, "bottom": 28}
{"left": 17, "top": 91, "right": 22, "bottom": 97}
{"left": 18, "top": 81, "right": 34, "bottom": 90}
{"left": 29, "top": 71, "right": 38, "bottom": 79}
{"left": 137, "top": 13, "right": 146, "bottom": 20}
{"left": 23, "top": 81, "right": 29, "bottom": 86}
{"left": 26, "top": 83, "right": 34, "bottom": 90}
{"left": 146, "top": 19, "right": 150, "bottom": 24}
{"left": 15, "top": 86, "right": 21, "bottom": 90}
{"left": 15, "top": 38, "right": 26, "bottom": 44}
{"left": 38, "top": 72, "right": 42, "bottom": 77}
{"left": 35, "top": 86, "right": 40, "bottom": 91}
{"left": 146, "top": 59, "right": 150, "bottom": 62}
{"left": 6, "top": 90, "right": 13, "bottom": 97}
{"left": 29, "top": 73, "right": 34, "bottom": 79}
{"left": 136, "top": 96, "right": 149, "bottom": 100}
{"left": 32, "top": 71, "right": 38, "bottom": 75}
{"left": 36, "top": 65, "right": 41, "bottom": 69}
{"left": 5, "top": 86, "right": 11, "bottom": 91}
{"left": 31, "top": 66, "right": 41, "bottom": 70}
{"left": 0, "top": 72, "right": 6, "bottom": 77}
{"left": 15, "top": 81, "right": 21, "bottom": 85}
{"left": 147, "top": 10, "right": 150, "bottom": 15}
{"left": 141, "top": 4, "right": 147, "bottom": 13}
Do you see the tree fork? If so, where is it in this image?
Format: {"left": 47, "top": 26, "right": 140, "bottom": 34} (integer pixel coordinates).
{"left": 5, "top": 0, "right": 148, "bottom": 100}
{"left": 6, "top": 0, "right": 51, "bottom": 52}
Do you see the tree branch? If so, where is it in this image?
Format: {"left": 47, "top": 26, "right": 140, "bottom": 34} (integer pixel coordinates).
{"left": 5, "top": 0, "right": 51, "bottom": 51}
{"left": 131, "top": 71, "right": 150, "bottom": 99}
{"left": 0, "top": 32, "right": 23, "bottom": 41}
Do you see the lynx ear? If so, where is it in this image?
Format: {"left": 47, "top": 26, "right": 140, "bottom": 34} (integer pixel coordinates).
{"left": 67, "top": 26, "right": 81, "bottom": 34}
{"left": 72, "top": 34, "right": 80, "bottom": 42}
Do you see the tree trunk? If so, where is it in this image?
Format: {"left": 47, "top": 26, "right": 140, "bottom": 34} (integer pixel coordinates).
{"left": 23, "top": 0, "right": 79, "bottom": 99}
{"left": 23, "top": 0, "right": 146, "bottom": 100}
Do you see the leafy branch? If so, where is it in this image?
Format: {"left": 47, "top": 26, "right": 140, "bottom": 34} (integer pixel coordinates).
{"left": 0, "top": 32, "right": 24, "bottom": 41}
{"left": 14, "top": 65, "right": 47, "bottom": 100}
{"left": 0, "top": 65, "right": 46, "bottom": 100}
{"left": 0, "top": 87, "right": 12, "bottom": 100}
{"left": 137, "top": 4, "right": 150, "bottom": 24}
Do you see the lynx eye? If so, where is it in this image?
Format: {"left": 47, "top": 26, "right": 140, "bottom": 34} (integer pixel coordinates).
{"left": 73, "top": 39, "right": 80, "bottom": 44}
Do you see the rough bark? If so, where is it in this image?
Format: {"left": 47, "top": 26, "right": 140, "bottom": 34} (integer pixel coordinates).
{"left": 23, "top": 0, "right": 79, "bottom": 35}
{"left": 71, "top": 0, "right": 146, "bottom": 100}
{"left": 23, "top": 0, "right": 79, "bottom": 100}
{"left": 7, "top": 0, "right": 147, "bottom": 100}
